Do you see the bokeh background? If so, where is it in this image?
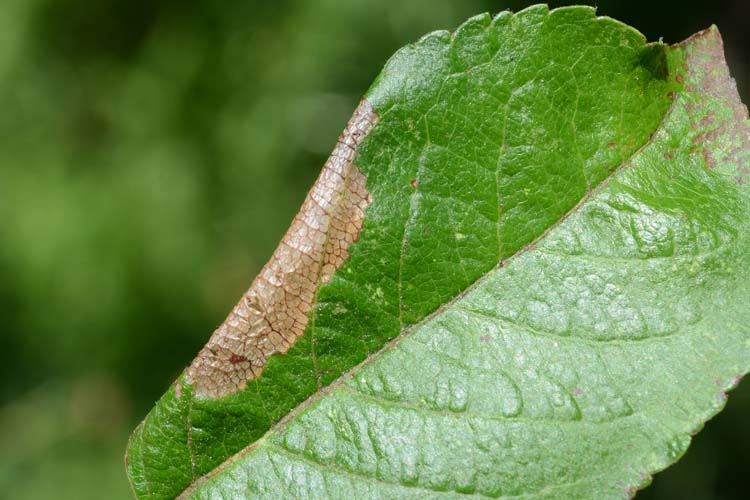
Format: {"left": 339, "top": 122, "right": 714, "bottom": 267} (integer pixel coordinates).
{"left": 0, "top": 1, "right": 747, "bottom": 499}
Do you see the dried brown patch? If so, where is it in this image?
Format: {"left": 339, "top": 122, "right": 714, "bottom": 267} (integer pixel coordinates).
{"left": 185, "top": 100, "right": 379, "bottom": 399}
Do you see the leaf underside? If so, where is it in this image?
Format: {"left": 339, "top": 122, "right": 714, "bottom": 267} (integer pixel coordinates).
{"left": 127, "top": 5, "right": 750, "bottom": 500}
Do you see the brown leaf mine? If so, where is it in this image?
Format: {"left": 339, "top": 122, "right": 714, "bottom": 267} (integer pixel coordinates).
{"left": 185, "top": 99, "right": 378, "bottom": 398}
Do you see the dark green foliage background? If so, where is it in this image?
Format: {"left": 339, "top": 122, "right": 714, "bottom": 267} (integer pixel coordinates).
{"left": 0, "top": 1, "right": 747, "bottom": 499}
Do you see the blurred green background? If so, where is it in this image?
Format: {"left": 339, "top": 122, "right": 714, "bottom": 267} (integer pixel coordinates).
{"left": 0, "top": 1, "right": 747, "bottom": 499}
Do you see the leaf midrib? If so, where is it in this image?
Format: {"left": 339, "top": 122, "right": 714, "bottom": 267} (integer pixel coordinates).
{"left": 176, "top": 45, "right": 679, "bottom": 500}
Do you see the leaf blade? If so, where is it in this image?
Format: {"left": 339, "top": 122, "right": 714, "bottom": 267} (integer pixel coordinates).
{"left": 127, "top": 7, "right": 750, "bottom": 500}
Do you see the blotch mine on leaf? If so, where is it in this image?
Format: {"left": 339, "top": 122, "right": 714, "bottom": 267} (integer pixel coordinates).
{"left": 184, "top": 99, "right": 379, "bottom": 399}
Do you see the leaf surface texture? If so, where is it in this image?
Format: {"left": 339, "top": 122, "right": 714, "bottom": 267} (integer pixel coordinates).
{"left": 127, "top": 6, "right": 750, "bottom": 499}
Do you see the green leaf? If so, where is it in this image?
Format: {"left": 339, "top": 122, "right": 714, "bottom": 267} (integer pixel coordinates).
{"left": 126, "top": 5, "right": 750, "bottom": 499}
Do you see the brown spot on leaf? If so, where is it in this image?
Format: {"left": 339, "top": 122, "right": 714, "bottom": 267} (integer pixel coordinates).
{"left": 229, "top": 354, "right": 247, "bottom": 365}
{"left": 410, "top": 178, "right": 418, "bottom": 189}
{"left": 699, "top": 114, "right": 715, "bottom": 128}
{"left": 703, "top": 148, "right": 716, "bottom": 169}
{"left": 682, "top": 28, "right": 750, "bottom": 179}
{"left": 185, "top": 99, "right": 379, "bottom": 399}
